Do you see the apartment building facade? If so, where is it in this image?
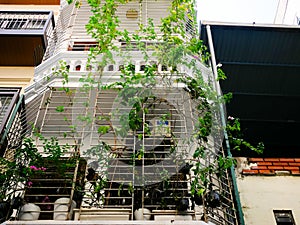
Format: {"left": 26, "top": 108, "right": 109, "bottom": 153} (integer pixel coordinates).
{"left": 0, "top": 0, "right": 60, "bottom": 88}
{"left": 0, "top": 0, "right": 240, "bottom": 225}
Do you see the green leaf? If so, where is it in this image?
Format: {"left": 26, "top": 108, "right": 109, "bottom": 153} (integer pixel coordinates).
{"left": 98, "top": 126, "right": 110, "bottom": 134}
{"left": 197, "top": 188, "right": 205, "bottom": 196}
{"left": 193, "top": 146, "right": 205, "bottom": 158}
{"left": 217, "top": 68, "right": 227, "bottom": 81}
{"left": 56, "top": 106, "right": 65, "bottom": 112}
{"left": 137, "top": 134, "right": 143, "bottom": 140}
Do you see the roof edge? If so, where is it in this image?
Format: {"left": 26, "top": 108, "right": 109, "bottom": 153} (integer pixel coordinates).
{"left": 200, "top": 20, "right": 300, "bottom": 29}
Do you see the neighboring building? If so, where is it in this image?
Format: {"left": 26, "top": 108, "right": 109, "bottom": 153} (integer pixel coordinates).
{"left": 200, "top": 21, "right": 300, "bottom": 225}
{"left": 0, "top": 1, "right": 240, "bottom": 225}
{"left": 0, "top": 0, "right": 60, "bottom": 161}
{"left": 236, "top": 157, "right": 300, "bottom": 225}
{"left": 0, "top": 0, "right": 60, "bottom": 88}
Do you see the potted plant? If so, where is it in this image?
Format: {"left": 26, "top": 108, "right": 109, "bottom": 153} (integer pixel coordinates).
{"left": 0, "top": 137, "right": 43, "bottom": 222}
{"left": 22, "top": 133, "right": 87, "bottom": 220}
{"left": 134, "top": 207, "right": 151, "bottom": 220}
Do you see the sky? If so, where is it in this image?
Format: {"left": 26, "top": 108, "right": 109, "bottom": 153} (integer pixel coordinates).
{"left": 197, "top": 0, "right": 280, "bottom": 24}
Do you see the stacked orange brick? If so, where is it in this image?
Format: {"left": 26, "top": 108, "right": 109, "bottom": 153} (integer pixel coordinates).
{"left": 242, "top": 158, "right": 300, "bottom": 175}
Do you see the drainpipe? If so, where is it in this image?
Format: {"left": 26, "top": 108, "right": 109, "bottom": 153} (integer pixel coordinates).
{"left": 206, "top": 24, "right": 245, "bottom": 225}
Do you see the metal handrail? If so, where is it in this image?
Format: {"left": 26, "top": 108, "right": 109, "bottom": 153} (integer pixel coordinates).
{"left": 0, "top": 91, "right": 25, "bottom": 157}
{"left": 0, "top": 88, "right": 21, "bottom": 137}
{"left": 0, "top": 11, "right": 53, "bottom": 31}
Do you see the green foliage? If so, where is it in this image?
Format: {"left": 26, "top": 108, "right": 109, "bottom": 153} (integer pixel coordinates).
{"left": 55, "top": 105, "right": 65, "bottom": 112}
{"left": 222, "top": 92, "right": 233, "bottom": 103}
{"left": 193, "top": 146, "right": 205, "bottom": 158}
{"left": 226, "top": 117, "right": 264, "bottom": 154}
{"left": 53, "top": 60, "right": 72, "bottom": 95}
{"left": 57, "top": 0, "right": 264, "bottom": 215}
{"left": 0, "top": 138, "right": 43, "bottom": 201}
{"left": 97, "top": 125, "right": 110, "bottom": 135}
{"left": 32, "top": 125, "right": 80, "bottom": 178}
{"left": 136, "top": 148, "right": 144, "bottom": 160}
{"left": 217, "top": 68, "right": 227, "bottom": 81}
{"left": 77, "top": 114, "right": 93, "bottom": 124}
{"left": 41, "top": 136, "right": 69, "bottom": 160}
{"left": 83, "top": 142, "right": 112, "bottom": 178}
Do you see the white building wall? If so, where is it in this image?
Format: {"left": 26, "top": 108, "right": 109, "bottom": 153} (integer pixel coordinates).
{"left": 237, "top": 176, "right": 300, "bottom": 224}
{"left": 274, "top": 0, "right": 300, "bottom": 25}
{"left": 0, "top": 67, "right": 34, "bottom": 90}
{"left": 236, "top": 157, "right": 300, "bottom": 225}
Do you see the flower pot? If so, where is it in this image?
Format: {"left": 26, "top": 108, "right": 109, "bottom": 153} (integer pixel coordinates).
{"left": 134, "top": 208, "right": 151, "bottom": 220}
{"left": 207, "top": 190, "right": 221, "bottom": 208}
{"left": 0, "top": 202, "right": 11, "bottom": 223}
{"left": 180, "top": 163, "right": 192, "bottom": 174}
{"left": 177, "top": 198, "right": 189, "bottom": 211}
{"left": 192, "top": 194, "right": 203, "bottom": 206}
{"left": 53, "top": 197, "right": 76, "bottom": 220}
{"left": 18, "top": 203, "right": 40, "bottom": 220}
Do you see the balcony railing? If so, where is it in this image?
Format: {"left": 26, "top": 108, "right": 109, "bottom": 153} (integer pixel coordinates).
{"left": 21, "top": 85, "right": 238, "bottom": 224}
{"left": 44, "top": 0, "right": 195, "bottom": 60}
{"left": 0, "top": 11, "right": 55, "bottom": 66}
{"left": 0, "top": 0, "right": 60, "bottom": 4}
{"left": 0, "top": 88, "right": 26, "bottom": 158}
{"left": 20, "top": 51, "right": 239, "bottom": 224}
{"left": 25, "top": 51, "right": 210, "bottom": 102}
{"left": 0, "top": 15, "right": 46, "bottom": 30}
{"left": 0, "top": 10, "right": 54, "bottom": 46}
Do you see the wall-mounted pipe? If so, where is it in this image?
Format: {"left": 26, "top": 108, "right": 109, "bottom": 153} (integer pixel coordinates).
{"left": 206, "top": 24, "right": 245, "bottom": 225}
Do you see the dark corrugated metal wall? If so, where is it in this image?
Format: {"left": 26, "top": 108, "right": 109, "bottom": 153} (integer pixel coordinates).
{"left": 201, "top": 23, "right": 300, "bottom": 157}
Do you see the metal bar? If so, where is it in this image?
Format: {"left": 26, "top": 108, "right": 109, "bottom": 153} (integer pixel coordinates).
{"left": 221, "top": 61, "right": 300, "bottom": 68}
{"left": 230, "top": 92, "right": 300, "bottom": 98}
{"left": 238, "top": 118, "right": 300, "bottom": 124}
{"left": 0, "top": 98, "right": 23, "bottom": 157}
{"left": 206, "top": 24, "right": 244, "bottom": 225}
{"left": 0, "top": 90, "right": 21, "bottom": 144}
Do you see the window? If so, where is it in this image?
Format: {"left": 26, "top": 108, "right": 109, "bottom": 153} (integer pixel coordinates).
{"left": 75, "top": 65, "right": 81, "bottom": 71}
{"left": 185, "top": 10, "right": 195, "bottom": 35}
{"left": 108, "top": 65, "right": 114, "bottom": 71}
{"left": 140, "top": 65, "right": 146, "bottom": 71}
{"left": 0, "top": 88, "right": 22, "bottom": 157}
{"left": 118, "top": 65, "right": 124, "bottom": 71}
{"left": 86, "top": 65, "right": 92, "bottom": 71}
{"left": 161, "top": 65, "right": 168, "bottom": 71}
{"left": 87, "top": 91, "right": 189, "bottom": 212}
{"left": 68, "top": 42, "right": 98, "bottom": 51}
{"left": 274, "top": 210, "right": 296, "bottom": 225}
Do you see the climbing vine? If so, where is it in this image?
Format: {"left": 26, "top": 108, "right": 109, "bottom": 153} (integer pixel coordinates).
{"left": 49, "top": 0, "right": 264, "bottom": 221}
